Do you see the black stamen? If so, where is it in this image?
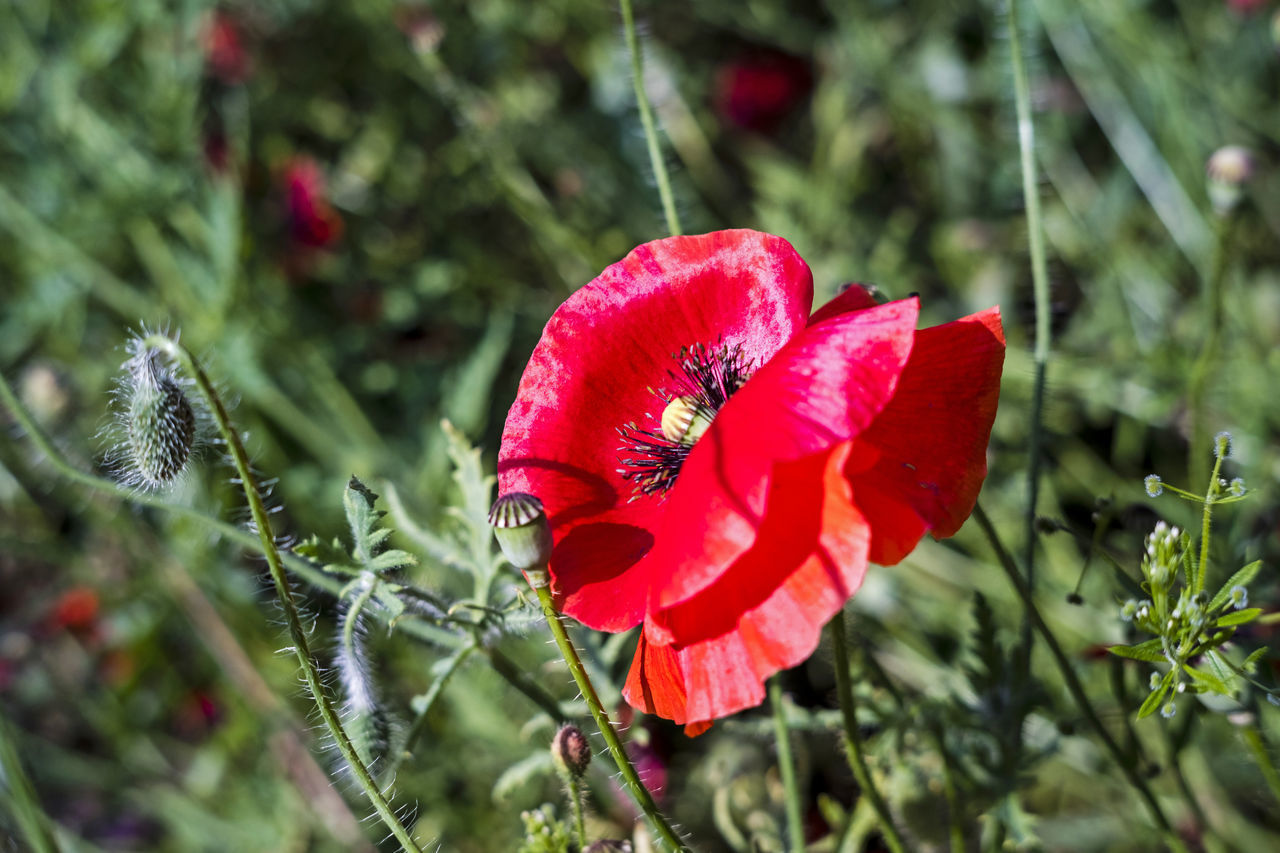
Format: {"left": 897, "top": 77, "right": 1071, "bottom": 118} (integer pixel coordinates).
{"left": 616, "top": 341, "right": 753, "bottom": 498}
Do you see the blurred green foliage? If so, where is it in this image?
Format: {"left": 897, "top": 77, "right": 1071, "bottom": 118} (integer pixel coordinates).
{"left": 3, "top": 0, "right": 1280, "bottom": 850}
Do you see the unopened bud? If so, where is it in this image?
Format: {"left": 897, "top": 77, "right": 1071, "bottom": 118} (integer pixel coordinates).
{"left": 551, "top": 723, "right": 591, "bottom": 780}
{"left": 489, "top": 492, "right": 553, "bottom": 579}
{"left": 126, "top": 353, "right": 196, "bottom": 488}
{"left": 1207, "top": 146, "right": 1256, "bottom": 215}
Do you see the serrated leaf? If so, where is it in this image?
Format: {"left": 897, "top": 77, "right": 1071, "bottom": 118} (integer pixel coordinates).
{"left": 374, "top": 582, "right": 407, "bottom": 628}
{"left": 1216, "top": 608, "right": 1262, "bottom": 627}
{"left": 1108, "top": 639, "right": 1167, "bottom": 663}
{"left": 370, "top": 549, "right": 417, "bottom": 573}
{"left": 1138, "top": 676, "right": 1172, "bottom": 719}
{"left": 382, "top": 481, "right": 469, "bottom": 572}
{"left": 1209, "top": 561, "right": 1262, "bottom": 611}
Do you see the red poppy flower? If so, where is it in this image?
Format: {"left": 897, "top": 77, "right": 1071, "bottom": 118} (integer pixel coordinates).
{"left": 498, "top": 230, "right": 1004, "bottom": 732}
{"left": 714, "top": 50, "right": 813, "bottom": 134}
{"left": 282, "top": 157, "right": 343, "bottom": 249}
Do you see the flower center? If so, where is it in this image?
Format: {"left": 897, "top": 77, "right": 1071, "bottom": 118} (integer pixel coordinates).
{"left": 616, "top": 342, "right": 752, "bottom": 499}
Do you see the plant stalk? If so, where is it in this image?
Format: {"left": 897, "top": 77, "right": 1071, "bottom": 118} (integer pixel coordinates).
{"left": 531, "top": 583, "right": 689, "bottom": 851}
{"left": 619, "top": 0, "right": 682, "bottom": 236}
{"left": 142, "top": 335, "right": 422, "bottom": 853}
{"left": 770, "top": 678, "right": 806, "bottom": 852}
{"left": 828, "top": 611, "right": 907, "bottom": 853}
{"left": 972, "top": 503, "right": 1186, "bottom": 849}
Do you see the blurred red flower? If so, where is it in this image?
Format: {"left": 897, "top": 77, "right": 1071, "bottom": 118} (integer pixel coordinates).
{"left": 714, "top": 50, "right": 813, "bottom": 133}
{"left": 282, "top": 157, "right": 343, "bottom": 249}
{"left": 498, "top": 230, "right": 1004, "bottom": 732}
{"left": 50, "top": 586, "right": 99, "bottom": 634}
{"left": 203, "top": 11, "right": 252, "bottom": 85}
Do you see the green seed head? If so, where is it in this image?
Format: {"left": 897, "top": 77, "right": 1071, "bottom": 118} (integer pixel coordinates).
{"left": 489, "top": 492, "right": 553, "bottom": 573}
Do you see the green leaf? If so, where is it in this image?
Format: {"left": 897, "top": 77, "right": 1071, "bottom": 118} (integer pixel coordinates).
{"left": 1209, "top": 560, "right": 1263, "bottom": 611}
{"left": 374, "top": 582, "right": 408, "bottom": 628}
{"left": 1138, "top": 675, "right": 1172, "bottom": 719}
{"left": 1108, "top": 639, "right": 1167, "bottom": 663}
{"left": 1216, "top": 608, "right": 1262, "bottom": 627}
{"left": 1184, "top": 664, "right": 1231, "bottom": 695}
{"left": 1243, "top": 647, "right": 1268, "bottom": 672}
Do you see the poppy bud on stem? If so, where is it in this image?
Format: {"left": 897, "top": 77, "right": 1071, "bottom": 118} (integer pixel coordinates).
{"left": 551, "top": 724, "right": 591, "bottom": 846}
{"left": 489, "top": 494, "right": 689, "bottom": 852}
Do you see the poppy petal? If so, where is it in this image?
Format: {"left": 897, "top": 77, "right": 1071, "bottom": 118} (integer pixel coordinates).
{"left": 630, "top": 441, "right": 871, "bottom": 721}
{"left": 641, "top": 298, "right": 919, "bottom": 611}
{"left": 848, "top": 307, "right": 1005, "bottom": 564}
{"left": 807, "top": 283, "right": 879, "bottom": 326}
{"left": 498, "top": 230, "right": 815, "bottom": 631}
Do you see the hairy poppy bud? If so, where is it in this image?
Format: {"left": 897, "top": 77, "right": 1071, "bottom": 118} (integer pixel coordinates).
{"left": 551, "top": 723, "right": 591, "bottom": 780}
{"left": 126, "top": 352, "right": 196, "bottom": 488}
{"left": 489, "top": 492, "right": 553, "bottom": 575}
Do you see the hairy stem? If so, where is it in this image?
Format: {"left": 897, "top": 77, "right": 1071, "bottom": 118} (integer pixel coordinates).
{"left": 828, "top": 611, "right": 907, "bottom": 853}
{"left": 567, "top": 776, "right": 588, "bottom": 850}
{"left": 140, "top": 335, "right": 422, "bottom": 853}
{"left": 531, "top": 584, "right": 689, "bottom": 851}
{"left": 770, "top": 678, "right": 806, "bottom": 852}
{"left": 972, "top": 503, "right": 1186, "bottom": 848}
{"left": 619, "top": 0, "right": 682, "bottom": 236}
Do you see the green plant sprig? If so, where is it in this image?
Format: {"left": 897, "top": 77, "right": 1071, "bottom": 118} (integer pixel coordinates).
{"left": 133, "top": 334, "right": 423, "bottom": 852}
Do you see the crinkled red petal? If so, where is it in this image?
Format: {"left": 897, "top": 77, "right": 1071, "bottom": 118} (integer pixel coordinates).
{"left": 498, "top": 230, "right": 814, "bottom": 631}
{"left": 625, "top": 441, "right": 870, "bottom": 722}
{"left": 807, "top": 283, "right": 879, "bottom": 326}
{"left": 639, "top": 298, "right": 919, "bottom": 611}
{"left": 846, "top": 307, "right": 1005, "bottom": 564}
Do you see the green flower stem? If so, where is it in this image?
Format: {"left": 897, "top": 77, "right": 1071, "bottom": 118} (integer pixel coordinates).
{"left": 619, "top": 0, "right": 682, "bottom": 237}
{"left": 1242, "top": 724, "right": 1280, "bottom": 807}
{"left": 827, "top": 611, "right": 906, "bottom": 853}
{"left": 567, "top": 776, "right": 588, "bottom": 850}
{"left": 769, "top": 678, "right": 806, "bottom": 852}
{"left": 1008, "top": 0, "right": 1052, "bottom": 603}
{"left": 1195, "top": 447, "right": 1227, "bottom": 595}
{"left": 972, "top": 503, "right": 1186, "bottom": 850}
{"left": 387, "top": 644, "right": 476, "bottom": 783}
{"left": 530, "top": 583, "right": 689, "bottom": 852}
{"left": 140, "top": 335, "right": 422, "bottom": 853}
{"left": 0, "top": 714, "right": 60, "bottom": 853}
{"left": 1188, "top": 218, "right": 1235, "bottom": 490}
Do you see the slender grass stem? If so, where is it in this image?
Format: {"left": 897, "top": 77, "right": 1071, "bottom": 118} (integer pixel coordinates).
{"left": 139, "top": 335, "right": 422, "bottom": 853}
{"left": 827, "top": 611, "right": 906, "bottom": 853}
{"left": 770, "top": 678, "right": 806, "bottom": 852}
{"left": 1242, "top": 724, "right": 1280, "bottom": 807}
{"left": 531, "top": 584, "right": 689, "bottom": 852}
{"left": 1195, "top": 448, "right": 1226, "bottom": 595}
{"left": 0, "top": 714, "right": 60, "bottom": 853}
{"left": 619, "top": 0, "right": 682, "bottom": 236}
{"left": 1188, "top": 219, "right": 1235, "bottom": 489}
{"left": 483, "top": 646, "right": 570, "bottom": 724}
{"left": 971, "top": 503, "right": 1186, "bottom": 849}
{"left": 1008, "top": 0, "right": 1052, "bottom": 571}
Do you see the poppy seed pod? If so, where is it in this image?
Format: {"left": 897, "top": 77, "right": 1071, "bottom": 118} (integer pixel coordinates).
{"left": 550, "top": 723, "right": 591, "bottom": 780}
{"left": 489, "top": 492, "right": 553, "bottom": 573}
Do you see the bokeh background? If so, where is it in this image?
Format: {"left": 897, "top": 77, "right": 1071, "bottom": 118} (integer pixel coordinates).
{"left": 3, "top": 0, "right": 1280, "bottom": 849}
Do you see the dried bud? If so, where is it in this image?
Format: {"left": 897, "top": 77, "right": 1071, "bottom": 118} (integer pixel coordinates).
{"left": 551, "top": 723, "right": 591, "bottom": 780}
{"left": 489, "top": 492, "right": 553, "bottom": 574}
